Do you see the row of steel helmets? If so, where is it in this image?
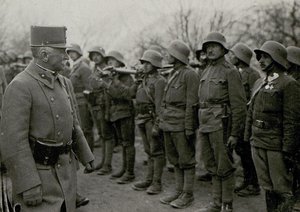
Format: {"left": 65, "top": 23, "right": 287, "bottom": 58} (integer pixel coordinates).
{"left": 287, "top": 46, "right": 300, "bottom": 66}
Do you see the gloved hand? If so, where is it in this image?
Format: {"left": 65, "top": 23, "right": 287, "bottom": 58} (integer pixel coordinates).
{"left": 23, "top": 185, "right": 42, "bottom": 206}
{"left": 282, "top": 152, "right": 294, "bottom": 173}
{"left": 185, "top": 129, "right": 195, "bottom": 141}
{"left": 84, "top": 160, "right": 95, "bottom": 174}
{"left": 226, "top": 136, "right": 238, "bottom": 150}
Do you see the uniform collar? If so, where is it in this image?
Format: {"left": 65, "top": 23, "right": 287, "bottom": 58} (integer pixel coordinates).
{"left": 25, "top": 62, "right": 65, "bottom": 89}
{"left": 210, "top": 56, "right": 225, "bottom": 65}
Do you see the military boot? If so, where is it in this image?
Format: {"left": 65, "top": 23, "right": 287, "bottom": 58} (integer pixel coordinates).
{"left": 147, "top": 157, "right": 165, "bottom": 195}
{"left": 160, "top": 166, "right": 183, "bottom": 205}
{"left": 170, "top": 167, "right": 195, "bottom": 209}
{"left": 110, "top": 146, "right": 126, "bottom": 179}
{"left": 117, "top": 145, "right": 135, "bottom": 184}
{"left": 276, "top": 193, "right": 294, "bottom": 212}
{"left": 97, "top": 140, "right": 113, "bottom": 175}
{"left": 132, "top": 158, "right": 153, "bottom": 191}
{"left": 265, "top": 190, "right": 279, "bottom": 212}
{"left": 94, "top": 139, "right": 106, "bottom": 171}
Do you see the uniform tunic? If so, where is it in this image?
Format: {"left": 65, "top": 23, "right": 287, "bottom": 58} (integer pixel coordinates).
{"left": 0, "top": 62, "right": 94, "bottom": 212}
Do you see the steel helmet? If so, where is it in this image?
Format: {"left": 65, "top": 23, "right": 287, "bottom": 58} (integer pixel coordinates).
{"left": 105, "top": 50, "right": 125, "bottom": 66}
{"left": 88, "top": 46, "right": 106, "bottom": 59}
{"left": 230, "top": 43, "right": 253, "bottom": 65}
{"left": 6, "top": 50, "right": 17, "bottom": 62}
{"left": 140, "top": 50, "right": 163, "bottom": 68}
{"left": 23, "top": 50, "right": 33, "bottom": 59}
{"left": 167, "top": 40, "right": 190, "bottom": 65}
{"left": 149, "top": 45, "right": 162, "bottom": 54}
{"left": 202, "top": 32, "right": 228, "bottom": 53}
{"left": 287, "top": 46, "right": 300, "bottom": 66}
{"left": 254, "top": 41, "right": 288, "bottom": 69}
{"left": 66, "top": 43, "right": 83, "bottom": 56}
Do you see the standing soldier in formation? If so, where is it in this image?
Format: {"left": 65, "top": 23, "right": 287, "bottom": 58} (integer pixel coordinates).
{"left": 0, "top": 25, "right": 94, "bottom": 212}
{"left": 197, "top": 32, "right": 247, "bottom": 212}
{"left": 245, "top": 41, "right": 300, "bottom": 211}
{"left": 132, "top": 50, "right": 166, "bottom": 194}
{"left": 195, "top": 48, "right": 209, "bottom": 77}
{"left": 159, "top": 40, "right": 199, "bottom": 209}
{"left": 104, "top": 51, "right": 136, "bottom": 184}
{"left": 67, "top": 43, "right": 94, "bottom": 152}
{"left": 228, "top": 43, "right": 261, "bottom": 197}
{"left": 0, "top": 58, "right": 7, "bottom": 117}
{"left": 286, "top": 46, "right": 300, "bottom": 211}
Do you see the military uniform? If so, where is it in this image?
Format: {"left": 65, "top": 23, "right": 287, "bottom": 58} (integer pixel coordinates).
{"left": 0, "top": 62, "right": 94, "bottom": 212}
{"left": 69, "top": 58, "right": 94, "bottom": 151}
{"left": 0, "top": 66, "right": 7, "bottom": 112}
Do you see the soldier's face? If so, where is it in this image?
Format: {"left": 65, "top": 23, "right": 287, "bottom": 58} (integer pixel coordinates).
{"left": 228, "top": 51, "right": 239, "bottom": 65}
{"left": 107, "top": 57, "right": 122, "bottom": 68}
{"left": 91, "top": 52, "right": 104, "bottom": 64}
{"left": 206, "top": 43, "right": 225, "bottom": 60}
{"left": 258, "top": 53, "right": 273, "bottom": 71}
{"left": 142, "top": 61, "right": 155, "bottom": 73}
{"left": 166, "top": 53, "right": 176, "bottom": 64}
{"left": 47, "top": 48, "right": 69, "bottom": 71}
{"left": 67, "top": 51, "right": 80, "bottom": 62}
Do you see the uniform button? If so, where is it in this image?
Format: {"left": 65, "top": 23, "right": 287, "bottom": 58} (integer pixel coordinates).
{"left": 50, "top": 97, "right": 55, "bottom": 102}
{"left": 41, "top": 74, "right": 45, "bottom": 78}
{"left": 71, "top": 110, "right": 74, "bottom": 114}
{"left": 56, "top": 114, "right": 60, "bottom": 119}
{"left": 57, "top": 131, "right": 61, "bottom": 136}
{"left": 57, "top": 164, "right": 61, "bottom": 168}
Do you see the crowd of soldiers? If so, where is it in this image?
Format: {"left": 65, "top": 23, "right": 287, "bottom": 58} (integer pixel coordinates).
{"left": 0, "top": 25, "right": 300, "bottom": 212}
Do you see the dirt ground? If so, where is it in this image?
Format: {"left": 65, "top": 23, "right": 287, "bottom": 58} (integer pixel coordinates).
{"left": 76, "top": 137, "right": 265, "bottom": 212}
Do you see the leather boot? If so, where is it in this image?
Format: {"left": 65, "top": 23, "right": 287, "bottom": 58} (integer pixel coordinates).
{"left": 94, "top": 138, "right": 106, "bottom": 171}
{"left": 110, "top": 146, "right": 126, "bottom": 179}
{"left": 266, "top": 190, "right": 278, "bottom": 212}
{"left": 160, "top": 166, "right": 183, "bottom": 205}
{"left": 117, "top": 145, "right": 135, "bottom": 184}
{"left": 147, "top": 156, "right": 165, "bottom": 195}
{"left": 97, "top": 139, "right": 113, "bottom": 175}
{"left": 76, "top": 193, "right": 89, "bottom": 208}
{"left": 170, "top": 167, "right": 195, "bottom": 209}
{"left": 133, "top": 158, "right": 153, "bottom": 191}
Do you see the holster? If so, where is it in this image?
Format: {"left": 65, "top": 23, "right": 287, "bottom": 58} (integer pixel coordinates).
{"left": 30, "top": 138, "right": 72, "bottom": 166}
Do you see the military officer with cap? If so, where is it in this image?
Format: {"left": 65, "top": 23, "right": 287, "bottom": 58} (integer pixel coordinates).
{"left": 0, "top": 26, "right": 94, "bottom": 212}
{"left": 67, "top": 43, "right": 94, "bottom": 152}
{"left": 159, "top": 40, "right": 199, "bottom": 209}
{"left": 245, "top": 41, "right": 300, "bottom": 211}
{"left": 131, "top": 49, "right": 166, "bottom": 194}
{"left": 197, "top": 32, "right": 247, "bottom": 212}
{"left": 228, "top": 43, "right": 261, "bottom": 197}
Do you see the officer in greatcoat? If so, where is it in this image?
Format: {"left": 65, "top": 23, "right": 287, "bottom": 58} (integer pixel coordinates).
{"left": 0, "top": 26, "right": 94, "bottom": 212}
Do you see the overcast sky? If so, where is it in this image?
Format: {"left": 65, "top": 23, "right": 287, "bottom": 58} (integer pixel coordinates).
{"left": 2, "top": 0, "right": 289, "bottom": 61}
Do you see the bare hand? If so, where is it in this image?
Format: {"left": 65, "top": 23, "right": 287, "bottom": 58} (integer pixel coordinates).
{"left": 84, "top": 161, "right": 95, "bottom": 173}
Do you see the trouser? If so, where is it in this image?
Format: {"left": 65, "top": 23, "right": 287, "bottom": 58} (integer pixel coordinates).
{"left": 252, "top": 147, "right": 293, "bottom": 211}
{"left": 199, "top": 130, "right": 235, "bottom": 203}
{"left": 114, "top": 116, "right": 135, "bottom": 174}
{"left": 138, "top": 119, "right": 165, "bottom": 182}
{"left": 235, "top": 140, "right": 259, "bottom": 186}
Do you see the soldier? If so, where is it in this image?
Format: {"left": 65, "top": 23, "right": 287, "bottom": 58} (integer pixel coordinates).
{"left": 3, "top": 50, "right": 17, "bottom": 84}
{"left": 195, "top": 48, "right": 209, "bottom": 77}
{"left": 159, "top": 40, "right": 199, "bottom": 209}
{"left": 131, "top": 50, "right": 166, "bottom": 194}
{"left": 23, "top": 50, "right": 33, "bottom": 65}
{"left": 67, "top": 44, "right": 94, "bottom": 152}
{"left": 228, "top": 43, "right": 261, "bottom": 197}
{"left": 197, "top": 32, "right": 247, "bottom": 212}
{"left": 88, "top": 46, "right": 107, "bottom": 72}
{"left": 287, "top": 46, "right": 300, "bottom": 211}
{"left": 244, "top": 41, "right": 300, "bottom": 211}
{"left": 0, "top": 25, "right": 94, "bottom": 212}
{"left": 0, "top": 56, "right": 7, "bottom": 117}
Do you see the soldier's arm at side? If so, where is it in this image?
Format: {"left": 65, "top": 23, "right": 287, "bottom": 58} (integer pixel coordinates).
{"left": 65, "top": 78, "right": 94, "bottom": 165}
{"left": 227, "top": 68, "right": 247, "bottom": 138}
{"left": 184, "top": 70, "right": 200, "bottom": 131}
{"left": 0, "top": 80, "right": 41, "bottom": 194}
{"left": 282, "top": 80, "right": 300, "bottom": 153}
{"left": 154, "top": 77, "right": 166, "bottom": 117}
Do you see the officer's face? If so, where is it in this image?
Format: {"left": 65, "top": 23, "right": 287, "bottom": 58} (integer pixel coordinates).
{"left": 206, "top": 43, "right": 225, "bottom": 60}
{"left": 67, "top": 51, "right": 80, "bottom": 62}
{"left": 47, "top": 48, "right": 69, "bottom": 72}
{"left": 258, "top": 53, "right": 273, "bottom": 71}
{"left": 142, "top": 61, "right": 155, "bottom": 74}
{"left": 166, "top": 53, "right": 176, "bottom": 64}
{"left": 91, "top": 52, "right": 104, "bottom": 64}
{"left": 228, "top": 51, "right": 239, "bottom": 66}
{"left": 107, "top": 57, "right": 123, "bottom": 68}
